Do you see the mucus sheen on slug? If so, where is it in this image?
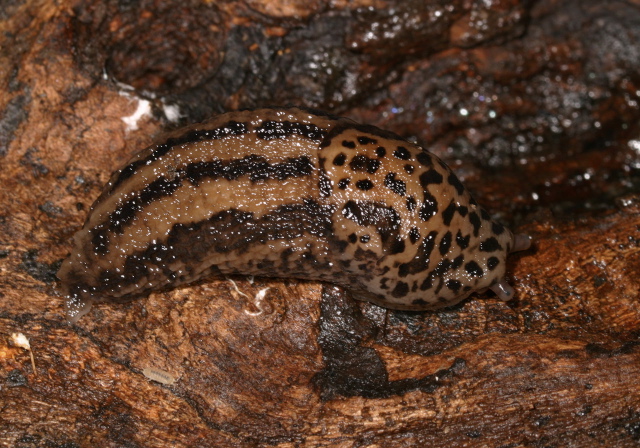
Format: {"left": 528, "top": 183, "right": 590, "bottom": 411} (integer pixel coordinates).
{"left": 58, "top": 107, "right": 530, "bottom": 322}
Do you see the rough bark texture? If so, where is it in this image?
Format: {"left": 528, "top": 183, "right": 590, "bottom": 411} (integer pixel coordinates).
{"left": 1, "top": 0, "right": 640, "bottom": 447}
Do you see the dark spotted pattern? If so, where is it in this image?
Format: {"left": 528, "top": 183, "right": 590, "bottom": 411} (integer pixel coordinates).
{"left": 416, "top": 152, "right": 432, "bottom": 166}
{"left": 492, "top": 222, "right": 505, "bottom": 235}
{"left": 439, "top": 231, "right": 452, "bottom": 256}
{"left": 480, "top": 237, "right": 502, "bottom": 252}
{"left": 392, "top": 281, "right": 410, "bottom": 298}
{"left": 451, "top": 255, "right": 464, "bottom": 270}
{"left": 60, "top": 106, "right": 518, "bottom": 321}
{"left": 393, "top": 146, "right": 411, "bottom": 160}
{"left": 419, "top": 192, "right": 438, "bottom": 221}
{"left": 342, "top": 140, "right": 356, "bottom": 149}
{"left": 384, "top": 173, "right": 406, "bottom": 196}
{"left": 447, "top": 173, "right": 465, "bottom": 195}
{"left": 419, "top": 169, "right": 443, "bottom": 187}
{"left": 398, "top": 231, "right": 437, "bottom": 278}
{"left": 409, "top": 227, "right": 420, "bottom": 244}
{"left": 469, "top": 212, "right": 481, "bottom": 236}
{"left": 456, "top": 231, "right": 470, "bottom": 249}
{"left": 350, "top": 155, "right": 381, "bottom": 174}
{"left": 442, "top": 201, "right": 457, "bottom": 226}
{"left": 358, "top": 136, "right": 377, "bottom": 145}
{"left": 356, "top": 179, "right": 374, "bottom": 190}
{"left": 406, "top": 196, "right": 417, "bottom": 211}
{"left": 342, "top": 201, "right": 401, "bottom": 238}
{"left": 333, "top": 153, "right": 346, "bottom": 166}
{"left": 390, "top": 239, "right": 405, "bottom": 254}
{"left": 446, "top": 279, "right": 462, "bottom": 292}
{"left": 465, "top": 261, "right": 484, "bottom": 277}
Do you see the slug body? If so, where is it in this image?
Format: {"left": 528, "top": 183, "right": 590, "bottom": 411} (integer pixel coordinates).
{"left": 59, "top": 107, "right": 528, "bottom": 322}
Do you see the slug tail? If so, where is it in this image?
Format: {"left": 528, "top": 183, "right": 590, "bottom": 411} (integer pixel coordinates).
{"left": 65, "top": 294, "right": 94, "bottom": 324}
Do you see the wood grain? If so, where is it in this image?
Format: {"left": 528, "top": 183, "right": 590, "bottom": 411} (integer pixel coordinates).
{"left": 1, "top": 0, "right": 639, "bottom": 446}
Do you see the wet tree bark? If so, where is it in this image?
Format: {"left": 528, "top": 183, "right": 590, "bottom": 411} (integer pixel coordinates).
{"left": 1, "top": 0, "right": 640, "bottom": 447}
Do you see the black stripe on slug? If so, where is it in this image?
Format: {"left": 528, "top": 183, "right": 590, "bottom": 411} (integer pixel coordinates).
{"left": 256, "top": 120, "right": 326, "bottom": 141}
{"left": 109, "top": 121, "right": 249, "bottom": 193}
{"left": 95, "top": 199, "right": 337, "bottom": 296}
{"left": 183, "top": 155, "right": 314, "bottom": 184}
{"left": 93, "top": 156, "right": 315, "bottom": 254}
{"left": 319, "top": 122, "right": 406, "bottom": 149}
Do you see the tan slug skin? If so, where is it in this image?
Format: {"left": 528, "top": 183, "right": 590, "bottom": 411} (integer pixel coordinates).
{"left": 58, "top": 107, "right": 527, "bottom": 322}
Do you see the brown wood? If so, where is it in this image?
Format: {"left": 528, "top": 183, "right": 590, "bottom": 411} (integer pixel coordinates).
{"left": 1, "top": 0, "right": 639, "bottom": 446}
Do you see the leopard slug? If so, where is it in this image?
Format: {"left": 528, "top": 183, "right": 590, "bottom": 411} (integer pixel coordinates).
{"left": 58, "top": 107, "right": 531, "bottom": 322}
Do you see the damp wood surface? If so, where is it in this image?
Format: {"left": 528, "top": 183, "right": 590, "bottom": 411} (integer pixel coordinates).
{"left": 1, "top": 0, "right": 640, "bottom": 447}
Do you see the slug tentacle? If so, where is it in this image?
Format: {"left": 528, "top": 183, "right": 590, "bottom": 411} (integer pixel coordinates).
{"left": 490, "top": 279, "right": 515, "bottom": 302}
{"left": 58, "top": 107, "right": 530, "bottom": 321}
{"left": 512, "top": 233, "right": 533, "bottom": 252}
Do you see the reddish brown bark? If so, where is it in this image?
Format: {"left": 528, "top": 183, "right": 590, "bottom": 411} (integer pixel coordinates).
{"left": 1, "top": 0, "right": 639, "bottom": 446}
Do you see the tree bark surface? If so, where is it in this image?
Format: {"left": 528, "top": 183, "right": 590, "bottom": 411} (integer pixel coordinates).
{"left": 1, "top": 0, "right": 639, "bottom": 447}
